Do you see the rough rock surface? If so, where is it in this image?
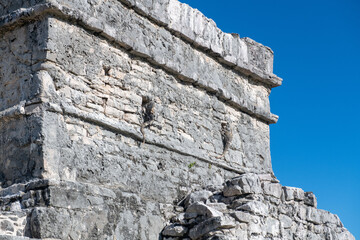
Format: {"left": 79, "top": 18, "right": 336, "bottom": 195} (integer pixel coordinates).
{"left": 0, "top": 0, "right": 354, "bottom": 239}
{"left": 161, "top": 174, "right": 353, "bottom": 240}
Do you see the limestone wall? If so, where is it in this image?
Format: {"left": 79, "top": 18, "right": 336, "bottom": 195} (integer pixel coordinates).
{"left": 0, "top": 0, "right": 354, "bottom": 239}
{"left": 0, "top": 20, "right": 48, "bottom": 187}
{"left": 43, "top": 16, "right": 272, "bottom": 181}
{"left": 0, "top": 0, "right": 278, "bottom": 186}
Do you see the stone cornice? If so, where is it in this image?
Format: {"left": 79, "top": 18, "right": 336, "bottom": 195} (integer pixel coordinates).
{"left": 0, "top": 1, "right": 279, "bottom": 124}
{"left": 119, "top": 0, "right": 282, "bottom": 87}
{"left": 0, "top": 0, "right": 282, "bottom": 87}
{"left": 0, "top": 101, "right": 25, "bottom": 121}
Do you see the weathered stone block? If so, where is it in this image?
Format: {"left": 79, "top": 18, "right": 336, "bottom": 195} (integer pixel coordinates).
{"left": 279, "top": 214, "right": 293, "bottom": 229}
{"left": 238, "top": 201, "right": 268, "bottom": 216}
{"left": 262, "top": 182, "right": 282, "bottom": 199}
{"left": 304, "top": 192, "right": 317, "bottom": 208}
{"left": 188, "top": 216, "right": 236, "bottom": 240}
{"left": 231, "top": 211, "right": 256, "bottom": 223}
{"left": 186, "top": 202, "right": 223, "bottom": 218}
{"left": 162, "top": 224, "right": 188, "bottom": 237}
{"left": 283, "top": 186, "right": 305, "bottom": 202}
{"left": 265, "top": 217, "right": 280, "bottom": 237}
{"left": 184, "top": 190, "right": 213, "bottom": 208}
{"left": 223, "top": 173, "right": 262, "bottom": 197}
{"left": 306, "top": 207, "right": 321, "bottom": 225}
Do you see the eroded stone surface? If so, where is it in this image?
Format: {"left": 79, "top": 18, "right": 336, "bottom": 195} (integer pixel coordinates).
{"left": 161, "top": 174, "right": 354, "bottom": 240}
{"left": 0, "top": 0, "right": 354, "bottom": 239}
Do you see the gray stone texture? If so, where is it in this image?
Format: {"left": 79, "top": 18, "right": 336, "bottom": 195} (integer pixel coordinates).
{"left": 161, "top": 175, "right": 354, "bottom": 240}
{"left": 0, "top": 0, "right": 354, "bottom": 239}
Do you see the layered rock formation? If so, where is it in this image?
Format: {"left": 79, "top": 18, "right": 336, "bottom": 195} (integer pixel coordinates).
{"left": 0, "top": 0, "right": 354, "bottom": 239}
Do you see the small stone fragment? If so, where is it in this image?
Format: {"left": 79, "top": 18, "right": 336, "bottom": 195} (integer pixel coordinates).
{"left": 184, "top": 212, "right": 198, "bottom": 219}
{"left": 188, "top": 216, "right": 235, "bottom": 240}
{"left": 304, "top": 192, "right": 317, "bottom": 208}
{"left": 184, "top": 190, "right": 213, "bottom": 208}
{"left": 223, "top": 174, "right": 262, "bottom": 197}
{"left": 237, "top": 201, "right": 268, "bottom": 216}
{"left": 162, "top": 223, "right": 188, "bottom": 237}
{"left": 186, "top": 202, "right": 223, "bottom": 218}
{"left": 231, "top": 211, "right": 253, "bottom": 223}
{"left": 171, "top": 213, "right": 186, "bottom": 224}
{"left": 207, "top": 203, "right": 227, "bottom": 212}
{"left": 222, "top": 185, "right": 243, "bottom": 197}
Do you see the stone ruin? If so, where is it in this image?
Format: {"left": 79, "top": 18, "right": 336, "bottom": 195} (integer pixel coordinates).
{"left": 0, "top": 0, "right": 355, "bottom": 239}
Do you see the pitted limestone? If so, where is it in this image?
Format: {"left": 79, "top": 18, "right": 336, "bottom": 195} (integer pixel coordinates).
{"left": 160, "top": 174, "right": 354, "bottom": 240}
{"left": 0, "top": 0, "right": 354, "bottom": 239}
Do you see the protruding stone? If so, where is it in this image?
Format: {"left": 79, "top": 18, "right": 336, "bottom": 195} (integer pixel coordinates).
{"left": 184, "top": 212, "right": 198, "bottom": 219}
{"left": 223, "top": 174, "right": 262, "bottom": 197}
{"left": 262, "top": 182, "right": 282, "bottom": 199}
{"left": 171, "top": 213, "right": 186, "bottom": 224}
{"left": 282, "top": 186, "right": 305, "bottom": 201}
{"left": 162, "top": 223, "right": 188, "bottom": 237}
{"left": 188, "top": 216, "right": 236, "bottom": 240}
{"left": 186, "top": 202, "right": 223, "bottom": 218}
{"left": 207, "top": 203, "right": 228, "bottom": 212}
{"left": 257, "top": 173, "right": 273, "bottom": 182}
{"left": 184, "top": 190, "right": 213, "bottom": 208}
{"left": 238, "top": 201, "right": 268, "bottom": 216}
{"left": 319, "top": 210, "right": 341, "bottom": 226}
{"left": 304, "top": 192, "right": 317, "bottom": 208}
{"left": 222, "top": 185, "right": 243, "bottom": 198}
{"left": 231, "top": 211, "right": 254, "bottom": 223}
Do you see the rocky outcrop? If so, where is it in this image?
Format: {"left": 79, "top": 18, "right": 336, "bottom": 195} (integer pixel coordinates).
{"left": 161, "top": 173, "right": 354, "bottom": 240}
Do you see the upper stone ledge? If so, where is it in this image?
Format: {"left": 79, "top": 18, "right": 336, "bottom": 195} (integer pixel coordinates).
{"left": 119, "top": 0, "right": 282, "bottom": 87}
{"left": 0, "top": 0, "right": 282, "bottom": 88}
{"left": 0, "top": 1, "right": 279, "bottom": 124}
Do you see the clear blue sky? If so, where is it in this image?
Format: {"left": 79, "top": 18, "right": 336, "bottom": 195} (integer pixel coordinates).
{"left": 180, "top": 0, "right": 360, "bottom": 237}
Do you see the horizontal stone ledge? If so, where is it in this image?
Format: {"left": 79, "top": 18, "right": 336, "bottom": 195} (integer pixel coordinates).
{"left": 0, "top": 3, "right": 278, "bottom": 124}
{"left": 0, "top": 235, "right": 36, "bottom": 240}
{"left": 0, "top": 101, "right": 25, "bottom": 121}
{"left": 117, "top": 0, "right": 282, "bottom": 87}
{"left": 0, "top": 0, "right": 282, "bottom": 88}
{"left": 0, "top": 99, "right": 45, "bottom": 122}
{"left": 46, "top": 102, "right": 269, "bottom": 175}
{"left": 0, "top": 2, "right": 51, "bottom": 30}
{"left": 0, "top": 180, "right": 116, "bottom": 198}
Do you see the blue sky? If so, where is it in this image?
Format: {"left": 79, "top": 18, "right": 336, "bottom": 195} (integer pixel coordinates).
{"left": 180, "top": 0, "right": 360, "bottom": 237}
